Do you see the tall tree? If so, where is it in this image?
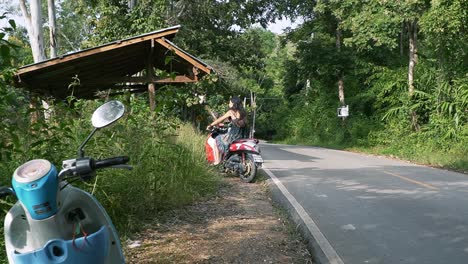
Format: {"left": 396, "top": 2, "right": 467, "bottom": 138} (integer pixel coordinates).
{"left": 329, "top": 0, "right": 431, "bottom": 129}
{"left": 420, "top": 0, "right": 467, "bottom": 78}
{"left": 19, "top": 0, "right": 47, "bottom": 122}
{"left": 77, "top": 0, "right": 166, "bottom": 47}
{"left": 19, "top": 0, "right": 59, "bottom": 121}
{"left": 47, "top": 0, "right": 57, "bottom": 58}
{"left": 56, "top": 0, "right": 94, "bottom": 53}
{"left": 314, "top": 1, "right": 348, "bottom": 107}
{"left": 166, "top": 0, "right": 279, "bottom": 70}
{"left": 335, "top": 23, "right": 345, "bottom": 106}
{"left": 19, "top": 0, "right": 46, "bottom": 62}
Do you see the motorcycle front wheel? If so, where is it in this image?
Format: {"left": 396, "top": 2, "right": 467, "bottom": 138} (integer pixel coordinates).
{"left": 239, "top": 154, "right": 257, "bottom": 183}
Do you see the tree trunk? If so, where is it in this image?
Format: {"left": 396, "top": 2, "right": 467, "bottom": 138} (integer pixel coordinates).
{"left": 336, "top": 27, "right": 345, "bottom": 106}
{"left": 338, "top": 77, "right": 345, "bottom": 105}
{"left": 400, "top": 22, "right": 405, "bottom": 57}
{"left": 41, "top": 0, "right": 58, "bottom": 121}
{"left": 19, "top": 0, "right": 46, "bottom": 62}
{"left": 408, "top": 20, "right": 417, "bottom": 97}
{"left": 47, "top": 0, "right": 57, "bottom": 58}
{"left": 250, "top": 91, "right": 256, "bottom": 138}
{"left": 128, "top": 0, "right": 137, "bottom": 9}
{"left": 408, "top": 19, "right": 419, "bottom": 130}
{"left": 19, "top": 0, "right": 47, "bottom": 123}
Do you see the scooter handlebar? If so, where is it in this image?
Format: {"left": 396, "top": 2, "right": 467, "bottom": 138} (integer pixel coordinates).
{"left": 208, "top": 125, "right": 228, "bottom": 134}
{"left": 94, "top": 156, "right": 130, "bottom": 169}
{"left": 0, "top": 187, "right": 14, "bottom": 199}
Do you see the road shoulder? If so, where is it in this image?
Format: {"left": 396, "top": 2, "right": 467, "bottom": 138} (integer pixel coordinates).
{"left": 124, "top": 176, "right": 313, "bottom": 263}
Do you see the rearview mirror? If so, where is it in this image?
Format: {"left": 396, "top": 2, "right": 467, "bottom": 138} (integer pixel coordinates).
{"left": 78, "top": 100, "right": 125, "bottom": 157}
{"left": 91, "top": 100, "right": 125, "bottom": 128}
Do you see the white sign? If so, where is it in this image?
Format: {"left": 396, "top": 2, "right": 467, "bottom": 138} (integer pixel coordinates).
{"left": 337, "top": 105, "right": 349, "bottom": 117}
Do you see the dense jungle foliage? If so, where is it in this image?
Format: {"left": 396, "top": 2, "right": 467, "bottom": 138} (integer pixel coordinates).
{"left": 0, "top": 0, "right": 466, "bottom": 260}
{"left": 266, "top": 0, "right": 467, "bottom": 171}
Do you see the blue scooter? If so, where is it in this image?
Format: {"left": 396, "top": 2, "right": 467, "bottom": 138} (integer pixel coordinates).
{"left": 0, "top": 100, "right": 131, "bottom": 264}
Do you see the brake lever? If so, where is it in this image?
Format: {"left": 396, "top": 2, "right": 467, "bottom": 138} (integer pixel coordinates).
{"left": 58, "top": 168, "right": 74, "bottom": 180}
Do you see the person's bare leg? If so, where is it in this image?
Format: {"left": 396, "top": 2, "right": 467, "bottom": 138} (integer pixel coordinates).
{"left": 213, "top": 145, "right": 220, "bottom": 165}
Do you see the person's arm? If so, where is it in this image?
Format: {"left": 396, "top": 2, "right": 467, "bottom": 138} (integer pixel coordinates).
{"left": 208, "top": 110, "right": 232, "bottom": 128}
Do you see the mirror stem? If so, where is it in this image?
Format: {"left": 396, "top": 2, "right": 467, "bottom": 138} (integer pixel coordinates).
{"left": 78, "top": 128, "right": 98, "bottom": 158}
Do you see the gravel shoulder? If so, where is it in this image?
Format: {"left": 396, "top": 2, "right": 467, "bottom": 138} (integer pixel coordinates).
{"left": 124, "top": 174, "right": 313, "bottom": 263}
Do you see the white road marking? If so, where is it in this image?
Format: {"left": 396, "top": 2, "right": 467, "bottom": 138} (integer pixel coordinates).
{"left": 263, "top": 165, "right": 344, "bottom": 264}
{"left": 341, "top": 224, "right": 356, "bottom": 231}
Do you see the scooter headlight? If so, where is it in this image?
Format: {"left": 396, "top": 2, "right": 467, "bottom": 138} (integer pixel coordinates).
{"left": 12, "top": 159, "right": 59, "bottom": 220}
{"left": 14, "top": 159, "right": 51, "bottom": 183}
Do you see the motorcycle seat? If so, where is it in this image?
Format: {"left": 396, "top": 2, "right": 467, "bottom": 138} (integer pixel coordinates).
{"left": 232, "top": 138, "right": 259, "bottom": 144}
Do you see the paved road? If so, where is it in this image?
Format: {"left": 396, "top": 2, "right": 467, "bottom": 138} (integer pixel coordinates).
{"left": 261, "top": 143, "right": 468, "bottom": 264}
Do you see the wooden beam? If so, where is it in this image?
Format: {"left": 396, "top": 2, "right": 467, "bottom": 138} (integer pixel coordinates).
{"left": 78, "top": 75, "right": 197, "bottom": 85}
{"left": 154, "top": 38, "right": 211, "bottom": 75}
{"left": 16, "top": 28, "right": 179, "bottom": 75}
{"left": 155, "top": 75, "right": 197, "bottom": 83}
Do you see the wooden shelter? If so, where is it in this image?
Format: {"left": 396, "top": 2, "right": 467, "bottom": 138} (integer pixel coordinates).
{"left": 14, "top": 25, "right": 212, "bottom": 110}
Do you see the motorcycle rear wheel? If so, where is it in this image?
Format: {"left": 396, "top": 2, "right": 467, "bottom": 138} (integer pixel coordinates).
{"left": 239, "top": 154, "right": 256, "bottom": 183}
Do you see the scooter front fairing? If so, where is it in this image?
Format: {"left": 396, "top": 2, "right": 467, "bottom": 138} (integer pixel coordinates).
{"left": 5, "top": 183, "right": 125, "bottom": 264}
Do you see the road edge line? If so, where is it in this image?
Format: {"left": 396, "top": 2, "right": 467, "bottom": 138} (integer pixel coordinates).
{"left": 262, "top": 166, "right": 344, "bottom": 264}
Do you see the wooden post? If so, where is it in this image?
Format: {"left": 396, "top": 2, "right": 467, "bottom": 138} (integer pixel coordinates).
{"left": 148, "top": 83, "right": 156, "bottom": 111}
{"left": 29, "top": 96, "right": 40, "bottom": 124}
{"left": 191, "top": 67, "right": 199, "bottom": 81}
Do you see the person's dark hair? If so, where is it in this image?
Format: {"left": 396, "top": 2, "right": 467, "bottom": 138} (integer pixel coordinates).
{"left": 229, "top": 96, "right": 247, "bottom": 127}
{"left": 229, "top": 96, "right": 243, "bottom": 111}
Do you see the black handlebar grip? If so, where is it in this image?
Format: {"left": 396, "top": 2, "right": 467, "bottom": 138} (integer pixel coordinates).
{"left": 94, "top": 156, "right": 130, "bottom": 169}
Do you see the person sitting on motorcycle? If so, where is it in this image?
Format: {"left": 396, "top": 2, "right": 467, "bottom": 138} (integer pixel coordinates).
{"left": 206, "top": 96, "right": 247, "bottom": 164}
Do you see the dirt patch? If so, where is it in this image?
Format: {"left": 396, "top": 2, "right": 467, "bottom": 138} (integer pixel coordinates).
{"left": 124, "top": 175, "right": 313, "bottom": 263}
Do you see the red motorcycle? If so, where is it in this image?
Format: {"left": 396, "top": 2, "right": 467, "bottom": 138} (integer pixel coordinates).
{"left": 205, "top": 125, "right": 263, "bottom": 183}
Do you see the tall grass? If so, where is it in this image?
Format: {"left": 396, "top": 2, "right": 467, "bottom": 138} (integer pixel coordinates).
{"left": 92, "top": 120, "right": 220, "bottom": 235}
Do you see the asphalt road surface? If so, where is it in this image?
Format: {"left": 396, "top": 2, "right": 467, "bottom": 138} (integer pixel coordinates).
{"left": 262, "top": 143, "right": 468, "bottom": 264}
